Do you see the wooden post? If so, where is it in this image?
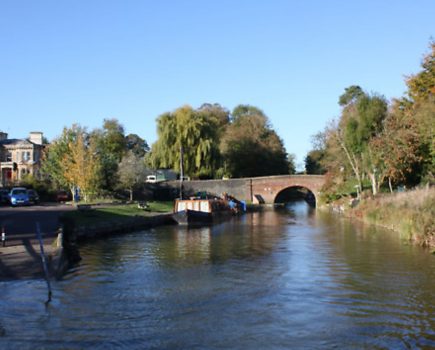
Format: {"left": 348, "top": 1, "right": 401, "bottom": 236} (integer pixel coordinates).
{"left": 36, "top": 223, "right": 52, "bottom": 303}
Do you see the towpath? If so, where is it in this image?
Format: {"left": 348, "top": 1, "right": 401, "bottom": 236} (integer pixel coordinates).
{"left": 0, "top": 203, "right": 74, "bottom": 280}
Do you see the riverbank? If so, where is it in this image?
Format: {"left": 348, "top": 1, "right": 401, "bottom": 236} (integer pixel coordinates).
{"left": 0, "top": 241, "right": 59, "bottom": 280}
{"left": 330, "top": 186, "right": 435, "bottom": 249}
{"left": 61, "top": 201, "right": 174, "bottom": 240}
{"left": 0, "top": 202, "right": 175, "bottom": 281}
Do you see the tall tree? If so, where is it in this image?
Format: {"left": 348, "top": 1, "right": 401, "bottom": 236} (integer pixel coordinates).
{"left": 305, "top": 150, "right": 326, "bottom": 174}
{"left": 305, "top": 132, "right": 327, "bottom": 175}
{"left": 149, "top": 105, "right": 222, "bottom": 178}
{"left": 41, "top": 125, "right": 79, "bottom": 190}
{"left": 125, "top": 133, "right": 149, "bottom": 158}
{"left": 117, "top": 150, "right": 147, "bottom": 201}
{"left": 42, "top": 124, "right": 101, "bottom": 201}
{"left": 60, "top": 131, "right": 101, "bottom": 202}
{"left": 332, "top": 87, "right": 388, "bottom": 194}
{"left": 406, "top": 40, "right": 435, "bottom": 104}
{"left": 198, "top": 103, "right": 230, "bottom": 129}
{"left": 92, "top": 118, "right": 127, "bottom": 191}
{"left": 231, "top": 104, "right": 267, "bottom": 123}
{"left": 287, "top": 153, "right": 296, "bottom": 175}
{"left": 369, "top": 103, "right": 422, "bottom": 191}
{"left": 404, "top": 41, "right": 435, "bottom": 183}
{"left": 220, "top": 105, "right": 289, "bottom": 177}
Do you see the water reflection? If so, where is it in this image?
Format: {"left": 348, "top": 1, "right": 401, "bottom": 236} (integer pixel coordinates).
{"left": 0, "top": 201, "right": 434, "bottom": 349}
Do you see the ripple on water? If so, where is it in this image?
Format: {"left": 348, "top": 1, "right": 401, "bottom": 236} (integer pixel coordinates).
{"left": 0, "top": 203, "right": 434, "bottom": 349}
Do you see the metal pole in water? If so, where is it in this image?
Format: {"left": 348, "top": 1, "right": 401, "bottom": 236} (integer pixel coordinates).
{"left": 36, "top": 223, "right": 52, "bottom": 303}
{"left": 1, "top": 226, "right": 6, "bottom": 247}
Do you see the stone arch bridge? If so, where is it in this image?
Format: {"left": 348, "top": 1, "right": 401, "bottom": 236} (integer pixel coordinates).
{"left": 164, "top": 175, "right": 326, "bottom": 205}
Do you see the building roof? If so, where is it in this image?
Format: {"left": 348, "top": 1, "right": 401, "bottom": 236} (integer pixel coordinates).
{"left": 0, "top": 138, "right": 37, "bottom": 147}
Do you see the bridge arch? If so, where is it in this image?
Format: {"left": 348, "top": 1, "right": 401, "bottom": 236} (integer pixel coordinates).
{"left": 274, "top": 185, "right": 316, "bottom": 207}
{"left": 250, "top": 175, "right": 324, "bottom": 205}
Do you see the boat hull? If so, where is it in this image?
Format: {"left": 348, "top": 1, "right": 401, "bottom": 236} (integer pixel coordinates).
{"left": 172, "top": 209, "right": 214, "bottom": 226}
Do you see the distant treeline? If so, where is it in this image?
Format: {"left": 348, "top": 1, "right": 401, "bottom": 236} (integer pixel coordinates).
{"left": 36, "top": 104, "right": 294, "bottom": 201}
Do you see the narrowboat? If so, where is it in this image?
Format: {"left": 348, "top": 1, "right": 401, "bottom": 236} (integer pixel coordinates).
{"left": 172, "top": 196, "right": 246, "bottom": 226}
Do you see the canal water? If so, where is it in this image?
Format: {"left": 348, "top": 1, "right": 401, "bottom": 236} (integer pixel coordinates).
{"left": 1, "top": 202, "right": 434, "bottom": 349}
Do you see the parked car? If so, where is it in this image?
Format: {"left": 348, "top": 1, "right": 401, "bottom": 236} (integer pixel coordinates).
{"left": 56, "top": 190, "right": 72, "bottom": 202}
{"left": 9, "top": 187, "right": 30, "bottom": 206}
{"left": 27, "top": 189, "right": 40, "bottom": 204}
{"left": 0, "top": 189, "right": 9, "bottom": 205}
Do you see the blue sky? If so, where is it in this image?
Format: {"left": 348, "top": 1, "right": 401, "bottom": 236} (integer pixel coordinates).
{"left": 1, "top": 0, "right": 434, "bottom": 169}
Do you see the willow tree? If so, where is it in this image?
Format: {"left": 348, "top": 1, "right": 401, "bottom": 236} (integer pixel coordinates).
{"left": 149, "top": 105, "right": 222, "bottom": 178}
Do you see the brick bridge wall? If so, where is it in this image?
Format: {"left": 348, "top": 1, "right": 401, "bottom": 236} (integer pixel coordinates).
{"left": 162, "top": 175, "right": 325, "bottom": 204}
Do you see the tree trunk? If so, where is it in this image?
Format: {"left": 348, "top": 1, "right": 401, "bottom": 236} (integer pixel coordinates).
{"left": 369, "top": 172, "right": 377, "bottom": 195}
{"left": 129, "top": 188, "right": 133, "bottom": 202}
{"left": 70, "top": 187, "right": 75, "bottom": 203}
{"left": 388, "top": 177, "right": 393, "bottom": 193}
{"left": 336, "top": 131, "right": 363, "bottom": 192}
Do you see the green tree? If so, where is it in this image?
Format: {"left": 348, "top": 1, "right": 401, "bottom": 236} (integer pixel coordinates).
{"left": 333, "top": 87, "right": 388, "bottom": 194}
{"left": 403, "top": 41, "right": 435, "bottom": 183}
{"left": 149, "top": 105, "right": 222, "bottom": 178}
{"left": 231, "top": 104, "right": 267, "bottom": 123}
{"left": 42, "top": 124, "right": 101, "bottom": 201}
{"left": 369, "top": 103, "right": 422, "bottom": 191}
{"left": 61, "top": 131, "right": 101, "bottom": 202}
{"left": 305, "top": 132, "right": 327, "bottom": 175}
{"left": 125, "top": 133, "right": 149, "bottom": 158}
{"left": 287, "top": 153, "right": 296, "bottom": 175}
{"left": 41, "top": 124, "right": 83, "bottom": 191}
{"left": 117, "top": 150, "right": 147, "bottom": 201}
{"left": 220, "top": 105, "right": 289, "bottom": 177}
{"left": 198, "top": 103, "right": 230, "bottom": 129}
{"left": 305, "top": 150, "right": 326, "bottom": 174}
{"left": 92, "top": 118, "right": 127, "bottom": 191}
{"left": 406, "top": 40, "right": 435, "bottom": 103}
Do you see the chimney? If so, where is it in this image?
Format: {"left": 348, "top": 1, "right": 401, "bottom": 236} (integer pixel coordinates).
{"left": 0, "top": 132, "right": 8, "bottom": 141}
{"left": 29, "top": 131, "right": 43, "bottom": 145}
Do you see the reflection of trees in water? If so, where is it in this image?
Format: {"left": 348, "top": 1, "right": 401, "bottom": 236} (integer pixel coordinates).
{"left": 152, "top": 211, "right": 290, "bottom": 267}
{"left": 275, "top": 186, "right": 316, "bottom": 207}
{"left": 314, "top": 210, "right": 435, "bottom": 333}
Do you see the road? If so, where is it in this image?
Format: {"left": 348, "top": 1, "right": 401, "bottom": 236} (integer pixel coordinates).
{"left": 0, "top": 203, "right": 75, "bottom": 246}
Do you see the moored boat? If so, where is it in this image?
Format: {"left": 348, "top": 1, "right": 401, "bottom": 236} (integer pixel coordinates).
{"left": 173, "top": 195, "right": 246, "bottom": 226}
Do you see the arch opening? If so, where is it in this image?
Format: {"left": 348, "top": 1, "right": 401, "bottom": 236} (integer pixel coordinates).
{"left": 274, "top": 186, "right": 316, "bottom": 207}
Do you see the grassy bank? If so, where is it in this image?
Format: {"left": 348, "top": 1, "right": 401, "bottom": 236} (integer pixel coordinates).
{"left": 350, "top": 187, "right": 435, "bottom": 248}
{"left": 63, "top": 201, "right": 174, "bottom": 226}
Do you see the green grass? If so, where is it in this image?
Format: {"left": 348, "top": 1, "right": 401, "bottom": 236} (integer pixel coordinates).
{"left": 62, "top": 201, "right": 174, "bottom": 226}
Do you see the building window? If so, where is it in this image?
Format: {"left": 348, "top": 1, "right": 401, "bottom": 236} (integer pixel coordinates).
{"left": 22, "top": 151, "right": 31, "bottom": 162}
{"left": 6, "top": 151, "right": 12, "bottom": 162}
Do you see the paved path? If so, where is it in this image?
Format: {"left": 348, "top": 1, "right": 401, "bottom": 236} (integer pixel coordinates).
{"left": 0, "top": 203, "right": 74, "bottom": 280}
{"left": 0, "top": 203, "right": 74, "bottom": 246}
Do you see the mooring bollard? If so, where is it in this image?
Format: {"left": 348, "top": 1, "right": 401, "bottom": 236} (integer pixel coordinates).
{"left": 1, "top": 227, "right": 5, "bottom": 247}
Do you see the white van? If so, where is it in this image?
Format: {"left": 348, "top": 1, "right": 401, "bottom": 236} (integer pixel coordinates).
{"left": 146, "top": 175, "right": 157, "bottom": 183}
